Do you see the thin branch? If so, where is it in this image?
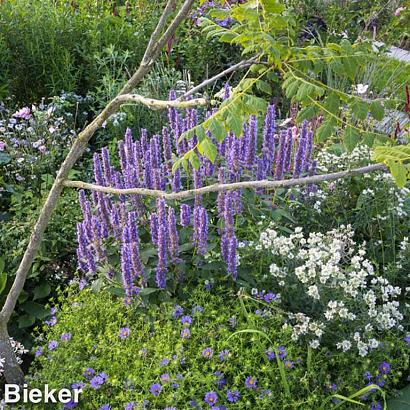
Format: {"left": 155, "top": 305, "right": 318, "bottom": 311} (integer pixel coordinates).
{"left": 119, "top": 0, "right": 195, "bottom": 95}
{"left": 115, "top": 94, "right": 209, "bottom": 110}
{"left": 63, "top": 163, "right": 386, "bottom": 200}
{"left": 180, "top": 56, "right": 260, "bottom": 99}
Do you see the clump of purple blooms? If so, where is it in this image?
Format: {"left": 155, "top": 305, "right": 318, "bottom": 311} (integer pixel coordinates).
{"left": 76, "top": 88, "right": 317, "bottom": 296}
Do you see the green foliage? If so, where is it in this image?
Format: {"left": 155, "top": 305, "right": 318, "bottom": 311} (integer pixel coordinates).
{"left": 28, "top": 286, "right": 408, "bottom": 409}
{"left": 373, "top": 145, "right": 410, "bottom": 187}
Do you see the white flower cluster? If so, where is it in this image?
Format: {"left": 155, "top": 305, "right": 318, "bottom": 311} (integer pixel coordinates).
{"left": 250, "top": 224, "right": 404, "bottom": 356}
{"left": 0, "top": 338, "right": 28, "bottom": 378}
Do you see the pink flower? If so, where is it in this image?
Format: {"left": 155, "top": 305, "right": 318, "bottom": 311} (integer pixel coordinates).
{"left": 13, "top": 107, "right": 31, "bottom": 120}
{"left": 394, "top": 7, "right": 405, "bottom": 17}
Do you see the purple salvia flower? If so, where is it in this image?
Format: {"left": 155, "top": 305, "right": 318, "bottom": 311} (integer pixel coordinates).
{"left": 227, "top": 235, "right": 238, "bottom": 280}
{"left": 143, "top": 150, "right": 152, "bottom": 189}
{"left": 156, "top": 198, "right": 168, "bottom": 288}
{"left": 274, "top": 130, "right": 287, "bottom": 180}
{"left": 223, "top": 83, "right": 231, "bottom": 100}
{"left": 245, "top": 115, "right": 258, "bottom": 168}
{"left": 167, "top": 207, "right": 179, "bottom": 262}
{"left": 223, "top": 192, "right": 235, "bottom": 236}
{"left": 172, "top": 168, "right": 181, "bottom": 192}
{"left": 228, "top": 139, "right": 240, "bottom": 180}
{"left": 91, "top": 216, "right": 105, "bottom": 261}
{"left": 293, "top": 121, "right": 309, "bottom": 178}
{"left": 221, "top": 233, "right": 230, "bottom": 262}
{"left": 133, "top": 140, "right": 143, "bottom": 178}
{"left": 284, "top": 128, "right": 293, "bottom": 173}
{"left": 180, "top": 204, "right": 191, "bottom": 227}
{"left": 113, "top": 172, "right": 126, "bottom": 203}
{"left": 124, "top": 128, "right": 135, "bottom": 167}
{"left": 150, "top": 135, "right": 161, "bottom": 169}
{"left": 93, "top": 153, "right": 105, "bottom": 186}
{"left": 150, "top": 213, "right": 159, "bottom": 245}
{"left": 121, "top": 226, "right": 133, "bottom": 297}
{"left": 193, "top": 168, "right": 203, "bottom": 207}
{"left": 262, "top": 104, "right": 276, "bottom": 164}
{"left": 304, "top": 130, "right": 314, "bottom": 171}
{"left": 197, "top": 206, "right": 208, "bottom": 255}
{"left": 127, "top": 212, "right": 144, "bottom": 279}
{"left": 140, "top": 128, "right": 149, "bottom": 153}
{"left": 101, "top": 147, "right": 112, "bottom": 186}
{"left": 110, "top": 205, "right": 121, "bottom": 240}
{"left": 118, "top": 140, "right": 127, "bottom": 174}
{"left": 162, "top": 127, "right": 173, "bottom": 173}
{"left": 168, "top": 90, "right": 178, "bottom": 132}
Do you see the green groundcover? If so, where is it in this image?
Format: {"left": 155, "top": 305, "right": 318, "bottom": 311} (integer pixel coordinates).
{"left": 387, "top": 384, "right": 410, "bottom": 409}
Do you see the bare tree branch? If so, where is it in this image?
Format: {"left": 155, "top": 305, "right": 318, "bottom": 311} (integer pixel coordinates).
{"left": 63, "top": 163, "right": 386, "bottom": 200}
{"left": 115, "top": 94, "right": 209, "bottom": 110}
{"left": 119, "top": 0, "right": 195, "bottom": 95}
{"left": 180, "top": 56, "right": 260, "bottom": 99}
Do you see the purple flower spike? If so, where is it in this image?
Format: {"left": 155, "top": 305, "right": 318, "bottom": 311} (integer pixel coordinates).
{"left": 93, "top": 153, "right": 105, "bottom": 186}
{"left": 227, "top": 235, "right": 238, "bottom": 280}
{"left": 180, "top": 204, "right": 191, "bottom": 227}
{"left": 162, "top": 127, "right": 173, "bottom": 172}
{"left": 168, "top": 207, "right": 179, "bottom": 262}
{"left": 262, "top": 104, "right": 276, "bottom": 165}
{"left": 150, "top": 213, "right": 159, "bottom": 245}
{"left": 293, "top": 121, "right": 309, "bottom": 178}
{"left": 274, "top": 130, "right": 287, "bottom": 180}
{"left": 245, "top": 115, "right": 258, "bottom": 168}
{"left": 283, "top": 128, "right": 293, "bottom": 173}
{"left": 121, "top": 227, "right": 133, "bottom": 297}
{"left": 155, "top": 198, "right": 168, "bottom": 289}
{"left": 101, "top": 147, "right": 112, "bottom": 186}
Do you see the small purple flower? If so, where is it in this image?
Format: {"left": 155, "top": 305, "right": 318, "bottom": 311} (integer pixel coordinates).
{"left": 226, "top": 389, "right": 240, "bottom": 403}
{"left": 35, "top": 346, "right": 43, "bottom": 357}
{"left": 204, "top": 392, "right": 218, "bottom": 406}
{"left": 61, "top": 333, "right": 72, "bottom": 342}
{"left": 0, "top": 141, "right": 6, "bottom": 151}
{"left": 149, "top": 383, "right": 162, "bottom": 396}
{"left": 71, "top": 382, "right": 84, "bottom": 391}
{"left": 63, "top": 400, "right": 79, "bottom": 409}
{"left": 192, "top": 305, "right": 203, "bottom": 314}
{"left": 202, "top": 347, "right": 213, "bottom": 359}
{"left": 173, "top": 305, "right": 184, "bottom": 319}
{"left": 13, "top": 107, "right": 31, "bottom": 120}
{"left": 100, "top": 405, "right": 111, "bottom": 410}
{"left": 264, "top": 292, "right": 278, "bottom": 303}
{"left": 180, "top": 204, "right": 191, "bottom": 227}
{"left": 125, "top": 403, "right": 136, "bottom": 410}
{"left": 160, "top": 358, "right": 170, "bottom": 366}
{"left": 48, "top": 340, "right": 58, "bottom": 351}
{"left": 161, "top": 373, "right": 171, "bottom": 383}
{"left": 45, "top": 316, "right": 58, "bottom": 326}
{"left": 219, "top": 350, "right": 230, "bottom": 361}
{"left": 379, "top": 361, "right": 391, "bottom": 374}
{"left": 265, "top": 350, "right": 276, "bottom": 361}
{"left": 90, "top": 375, "right": 105, "bottom": 389}
{"left": 119, "top": 327, "right": 131, "bottom": 339}
{"left": 83, "top": 368, "right": 95, "bottom": 379}
{"left": 284, "top": 360, "right": 295, "bottom": 369}
{"left": 278, "top": 345, "right": 287, "bottom": 360}
{"left": 181, "top": 328, "right": 191, "bottom": 339}
{"left": 405, "top": 335, "right": 410, "bottom": 346}
{"left": 245, "top": 376, "right": 257, "bottom": 389}
{"left": 370, "top": 402, "right": 382, "bottom": 410}
{"left": 363, "top": 371, "right": 372, "bottom": 381}
{"left": 181, "top": 315, "right": 193, "bottom": 327}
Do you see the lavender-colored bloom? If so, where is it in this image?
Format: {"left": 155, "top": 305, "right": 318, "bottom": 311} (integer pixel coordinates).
{"left": 35, "top": 346, "right": 43, "bottom": 357}
{"left": 379, "top": 361, "right": 391, "bottom": 374}
{"left": 63, "top": 400, "right": 79, "bottom": 409}
{"left": 292, "top": 121, "right": 309, "bottom": 178}
{"left": 143, "top": 149, "right": 152, "bottom": 189}
{"left": 101, "top": 147, "right": 112, "bottom": 186}
{"left": 245, "top": 115, "right": 258, "bottom": 168}
{"left": 119, "top": 327, "right": 130, "bottom": 339}
{"left": 265, "top": 350, "right": 276, "bottom": 360}
{"left": 168, "top": 207, "right": 179, "bottom": 262}
{"left": 192, "top": 305, "right": 203, "bottom": 314}
{"left": 370, "top": 402, "right": 382, "bottom": 410}
{"left": 83, "top": 368, "right": 95, "bottom": 379}
{"left": 304, "top": 130, "right": 314, "bottom": 171}
{"left": 160, "top": 358, "right": 170, "bottom": 366}
{"left": 162, "top": 127, "right": 173, "bottom": 172}
{"left": 283, "top": 129, "right": 293, "bottom": 173}
{"left": 48, "top": 340, "right": 58, "bottom": 351}
{"left": 274, "top": 130, "right": 287, "bottom": 180}
{"left": 90, "top": 374, "right": 106, "bottom": 389}
{"left": 181, "top": 328, "right": 191, "bottom": 339}
{"left": 204, "top": 392, "right": 218, "bottom": 406}
{"left": 173, "top": 304, "right": 184, "bottom": 319}
{"left": 93, "top": 153, "right": 105, "bottom": 186}
{"left": 262, "top": 104, "right": 276, "bottom": 164}
{"left": 227, "top": 235, "right": 238, "bottom": 280}
{"left": 221, "top": 234, "right": 230, "bottom": 263}
{"left": 150, "top": 213, "right": 159, "bottom": 245}
{"left": 150, "top": 135, "right": 161, "bottom": 169}
{"left": 278, "top": 345, "right": 287, "bottom": 360}
{"left": 121, "top": 227, "right": 134, "bottom": 297}
{"left": 160, "top": 373, "right": 171, "bottom": 383}
{"left": 193, "top": 206, "right": 208, "bottom": 255}
{"left": 13, "top": 107, "right": 31, "bottom": 120}
{"left": 125, "top": 403, "right": 136, "bottom": 410}
{"left": 244, "top": 376, "right": 257, "bottom": 389}
{"left": 363, "top": 371, "right": 372, "bottom": 381}
{"left": 100, "top": 405, "right": 111, "bottom": 410}
{"left": 156, "top": 198, "right": 168, "bottom": 289}
{"left": 172, "top": 168, "right": 181, "bottom": 192}
{"left": 61, "top": 333, "right": 72, "bottom": 342}
{"left": 226, "top": 389, "right": 240, "bottom": 403}
{"left": 0, "top": 141, "right": 6, "bottom": 151}
{"left": 149, "top": 383, "right": 162, "bottom": 396}
{"left": 181, "top": 315, "right": 192, "bottom": 327}
{"left": 202, "top": 347, "right": 213, "bottom": 359}
{"left": 168, "top": 90, "right": 178, "bottom": 131}
{"left": 405, "top": 335, "right": 410, "bottom": 346}
{"left": 219, "top": 349, "right": 230, "bottom": 361}
{"left": 180, "top": 204, "right": 191, "bottom": 227}
{"left": 45, "top": 316, "right": 58, "bottom": 326}
{"left": 284, "top": 360, "right": 295, "bottom": 369}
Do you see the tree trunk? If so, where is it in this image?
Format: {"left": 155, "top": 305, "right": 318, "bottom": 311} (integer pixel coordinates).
{"left": 0, "top": 323, "right": 24, "bottom": 385}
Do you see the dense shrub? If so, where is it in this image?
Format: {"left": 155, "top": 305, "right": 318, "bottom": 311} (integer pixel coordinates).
{"left": 28, "top": 286, "right": 409, "bottom": 409}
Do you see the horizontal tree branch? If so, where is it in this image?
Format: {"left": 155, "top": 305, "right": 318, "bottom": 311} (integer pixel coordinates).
{"left": 180, "top": 56, "right": 260, "bottom": 99}
{"left": 115, "top": 94, "right": 209, "bottom": 110}
{"left": 63, "top": 163, "right": 386, "bottom": 200}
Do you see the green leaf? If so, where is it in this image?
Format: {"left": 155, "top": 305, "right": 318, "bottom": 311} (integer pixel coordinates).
{"left": 260, "top": 0, "right": 285, "bottom": 13}
{"left": 370, "top": 101, "right": 385, "bottom": 121}
{"left": 20, "top": 301, "right": 49, "bottom": 319}
{"left": 0, "top": 272, "right": 7, "bottom": 295}
{"left": 324, "top": 92, "right": 340, "bottom": 114}
{"left": 344, "top": 127, "right": 360, "bottom": 152}
{"left": 188, "top": 151, "right": 201, "bottom": 170}
{"left": 297, "top": 105, "right": 319, "bottom": 122}
{"left": 0, "top": 152, "right": 11, "bottom": 165}
{"left": 18, "top": 314, "right": 36, "bottom": 328}
{"left": 33, "top": 283, "right": 51, "bottom": 300}
{"left": 198, "top": 137, "right": 218, "bottom": 163}
{"left": 351, "top": 100, "right": 369, "bottom": 121}
{"left": 387, "top": 160, "right": 407, "bottom": 188}
{"left": 316, "top": 121, "right": 334, "bottom": 142}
